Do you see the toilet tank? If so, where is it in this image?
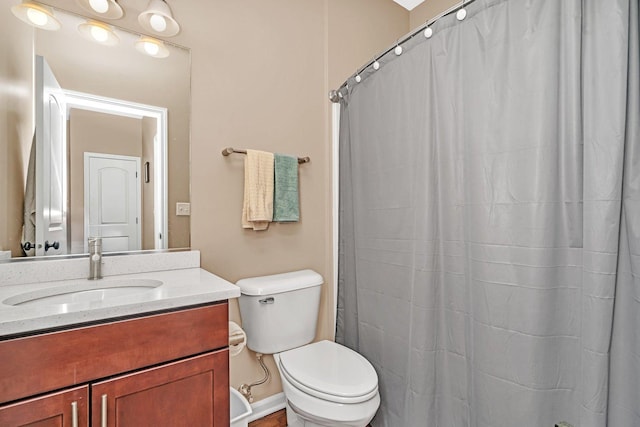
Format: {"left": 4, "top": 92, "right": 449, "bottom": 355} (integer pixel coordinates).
{"left": 237, "top": 269, "right": 323, "bottom": 354}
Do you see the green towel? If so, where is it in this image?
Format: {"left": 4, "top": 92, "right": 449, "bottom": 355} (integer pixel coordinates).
{"left": 273, "top": 153, "right": 299, "bottom": 222}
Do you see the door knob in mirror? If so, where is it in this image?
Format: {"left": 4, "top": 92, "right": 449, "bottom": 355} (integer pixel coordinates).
{"left": 44, "top": 240, "right": 60, "bottom": 252}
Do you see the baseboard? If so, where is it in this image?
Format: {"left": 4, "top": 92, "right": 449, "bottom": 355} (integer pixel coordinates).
{"left": 246, "top": 392, "right": 286, "bottom": 423}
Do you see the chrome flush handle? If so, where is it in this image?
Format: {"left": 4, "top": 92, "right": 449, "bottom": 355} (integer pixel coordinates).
{"left": 258, "top": 297, "right": 275, "bottom": 304}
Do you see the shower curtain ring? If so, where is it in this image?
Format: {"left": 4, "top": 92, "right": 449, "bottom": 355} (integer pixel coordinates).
{"left": 394, "top": 41, "right": 403, "bottom": 56}
{"left": 424, "top": 23, "right": 433, "bottom": 38}
{"left": 457, "top": 0, "right": 467, "bottom": 20}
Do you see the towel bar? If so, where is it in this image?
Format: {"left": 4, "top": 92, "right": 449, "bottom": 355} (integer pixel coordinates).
{"left": 222, "top": 147, "right": 310, "bottom": 164}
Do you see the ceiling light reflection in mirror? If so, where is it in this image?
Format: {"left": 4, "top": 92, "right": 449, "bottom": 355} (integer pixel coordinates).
{"left": 78, "top": 20, "right": 119, "bottom": 46}
{"left": 135, "top": 36, "right": 169, "bottom": 58}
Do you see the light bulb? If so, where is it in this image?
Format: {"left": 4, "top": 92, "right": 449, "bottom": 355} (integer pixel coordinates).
{"left": 424, "top": 27, "right": 433, "bottom": 38}
{"left": 144, "top": 41, "right": 160, "bottom": 56}
{"left": 149, "top": 14, "right": 167, "bottom": 32}
{"left": 355, "top": 75, "right": 361, "bottom": 83}
{"left": 89, "top": 0, "right": 109, "bottom": 14}
{"left": 91, "top": 25, "right": 109, "bottom": 42}
{"left": 394, "top": 45, "right": 403, "bottom": 56}
{"left": 373, "top": 60, "right": 380, "bottom": 70}
{"left": 26, "top": 7, "right": 48, "bottom": 26}
{"left": 456, "top": 8, "right": 467, "bottom": 21}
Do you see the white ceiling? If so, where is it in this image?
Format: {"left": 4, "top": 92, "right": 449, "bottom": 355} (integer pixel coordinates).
{"left": 392, "top": 0, "right": 427, "bottom": 11}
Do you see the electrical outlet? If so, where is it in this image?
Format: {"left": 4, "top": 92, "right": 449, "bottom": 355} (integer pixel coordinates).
{"left": 176, "top": 202, "right": 191, "bottom": 216}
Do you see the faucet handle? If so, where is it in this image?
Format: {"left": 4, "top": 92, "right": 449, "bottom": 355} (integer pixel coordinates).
{"left": 88, "top": 237, "right": 102, "bottom": 247}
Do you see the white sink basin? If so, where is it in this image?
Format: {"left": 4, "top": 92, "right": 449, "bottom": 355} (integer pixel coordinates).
{"left": 3, "top": 279, "right": 163, "bottom": 307}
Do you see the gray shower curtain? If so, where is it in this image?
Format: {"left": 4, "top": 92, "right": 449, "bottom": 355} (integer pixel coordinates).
{"left": 336, "top": 0, "right": 639, "bottom": 426}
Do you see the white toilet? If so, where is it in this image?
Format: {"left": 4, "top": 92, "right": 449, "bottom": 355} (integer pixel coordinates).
{"left": 237, "top": 270, "right": 380, "bottom": 427}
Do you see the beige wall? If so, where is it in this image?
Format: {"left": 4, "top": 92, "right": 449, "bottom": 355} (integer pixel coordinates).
{"left": 68, "top": 109, "right": 144, "bottom": 253}
{"left": 410, "top": 0, "right": 460, "bottom": 30}
{"left": 0, "top": 1, "right": 33, "bottom": 256}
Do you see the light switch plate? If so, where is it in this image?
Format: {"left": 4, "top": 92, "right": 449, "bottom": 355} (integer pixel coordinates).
{"left": 176, "top": 202, "right": 191, "bottom": 216}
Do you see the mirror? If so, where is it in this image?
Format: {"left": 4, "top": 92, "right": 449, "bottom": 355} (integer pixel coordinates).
{"left": 0, "top": 2, "right": 190, "bottom": 259}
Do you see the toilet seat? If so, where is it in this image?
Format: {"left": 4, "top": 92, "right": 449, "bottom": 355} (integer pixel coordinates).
{"left": 278, "top": 340, "right": 378, "bottom": 404}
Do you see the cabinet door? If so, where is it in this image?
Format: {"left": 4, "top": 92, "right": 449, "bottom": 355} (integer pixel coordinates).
{"left": 0, "top": 386, "right": 88, "bottom": 427}
{"left": 91, "top": 350, "right": 229, "bottom": 427}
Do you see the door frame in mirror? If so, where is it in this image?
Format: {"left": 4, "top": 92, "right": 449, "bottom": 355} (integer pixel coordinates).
{"left": 63, "top": 90, "right": 168, "bottom": 250}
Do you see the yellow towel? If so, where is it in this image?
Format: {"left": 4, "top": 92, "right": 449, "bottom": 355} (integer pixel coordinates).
{"left": 242, "top": 149, "right": 274, "bottom": 230}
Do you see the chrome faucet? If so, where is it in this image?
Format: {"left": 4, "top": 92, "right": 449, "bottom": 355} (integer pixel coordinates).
{"left": 88, "top": 237, "right": 103, "bottom": 280}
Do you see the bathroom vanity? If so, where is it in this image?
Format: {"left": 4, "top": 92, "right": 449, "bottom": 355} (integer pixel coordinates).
{"left": 0, "top": 251, "right": 239, "bottom": 427}
{"left": 0, "top": 303, "right": 228, "bottom": 426}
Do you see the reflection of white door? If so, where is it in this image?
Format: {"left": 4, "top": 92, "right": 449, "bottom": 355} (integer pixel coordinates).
{"left": 35, "top": 56, "right": 68, "bottom": 256}
{"left": 84, "top": 153, "right": 141, "bottom": 253}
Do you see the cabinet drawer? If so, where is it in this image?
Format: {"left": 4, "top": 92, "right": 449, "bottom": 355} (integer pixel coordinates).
{"left": 0, "top": 302, "right": 228, "bottom": 404}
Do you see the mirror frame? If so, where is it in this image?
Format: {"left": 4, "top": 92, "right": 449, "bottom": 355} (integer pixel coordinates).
{"left": 0, "top": 2, "right": 192, "bottom": 262}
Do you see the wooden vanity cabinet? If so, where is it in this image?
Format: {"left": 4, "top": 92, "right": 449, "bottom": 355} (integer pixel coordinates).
{"left": 0, "top": 302, "right": 230, "bottom": 427}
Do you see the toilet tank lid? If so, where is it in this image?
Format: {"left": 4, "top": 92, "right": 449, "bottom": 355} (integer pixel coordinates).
{"left": 236, "top": 269, "right": 324, "bottom": 296}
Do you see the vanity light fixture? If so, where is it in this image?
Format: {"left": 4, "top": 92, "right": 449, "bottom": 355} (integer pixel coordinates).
{"left": 135, "top": 36, "right": 170, "bottom": 58}
{"left": 76, "top": 0, "right": 124, "bottom": 20}
{"left": 138, "top": 0, "right": 180, "bottom": 37}
{"left": 11, "top": 1, "right": 61, "bottom": 31}
{"left": 78, "top": 20, "right": 119, "bottom": 46}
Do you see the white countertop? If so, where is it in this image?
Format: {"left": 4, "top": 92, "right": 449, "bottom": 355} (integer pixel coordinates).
{"left": 0, "top": 268, "right": 240, "bottom": 337}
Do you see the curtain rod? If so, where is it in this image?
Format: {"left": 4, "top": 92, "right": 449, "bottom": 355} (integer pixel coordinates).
{"left": 221, "top": 147, "right": 311, "bottom": 164}
{"left": 329, "top": 0, "right": 479, "bottom": 103}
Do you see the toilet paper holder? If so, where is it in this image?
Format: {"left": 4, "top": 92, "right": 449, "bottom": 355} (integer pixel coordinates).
{"left": 228, "top": 321, "right": 247, "bottom": 357}
{"left": 230, "top": 331, "right": 245, "bottom": 346}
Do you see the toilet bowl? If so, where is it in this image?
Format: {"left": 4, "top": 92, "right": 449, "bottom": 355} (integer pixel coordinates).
{"left": 274, "top": 340, "right": 379, "bottom": 427}
{"left": 236, "top": 270, "right": 380, "bottom": 427}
